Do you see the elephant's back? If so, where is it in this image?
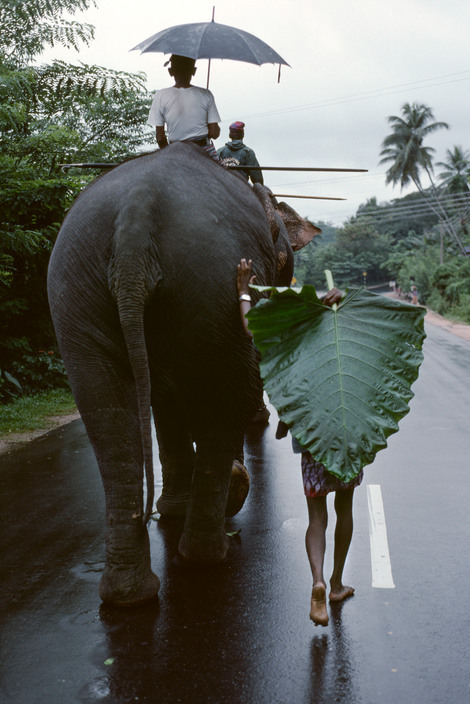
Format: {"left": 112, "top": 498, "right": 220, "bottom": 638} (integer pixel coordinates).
{"left": 55, "top": 144, "right": 269, "bottom": 244}
{"left": 49, "top": 142, "right": 276, "bottom": 328}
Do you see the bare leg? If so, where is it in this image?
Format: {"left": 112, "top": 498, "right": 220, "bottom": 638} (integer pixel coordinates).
{"left": 306, "top": 496, "right": 329, "bottom": 626}
{"left": 329, "top": 488, "right": 355, "bottom": 602}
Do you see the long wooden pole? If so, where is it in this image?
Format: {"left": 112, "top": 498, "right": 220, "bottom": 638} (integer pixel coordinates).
{"left": 273, "top": 194, "right": 346, "bottom": 200}
{"left": 59, "top": 163, "right": 367, "bottom": 173}
{"left": 228, "top": 166, "right": 368, "bottom": 173}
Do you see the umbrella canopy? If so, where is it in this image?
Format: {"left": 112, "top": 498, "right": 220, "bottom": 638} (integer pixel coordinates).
{"left": 131, "top": 21, "right": 289, "bottom": 67}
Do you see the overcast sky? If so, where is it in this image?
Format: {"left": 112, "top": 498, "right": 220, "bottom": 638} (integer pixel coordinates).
{"left": 43, "top": 0, "right": 470, "bottom": 225}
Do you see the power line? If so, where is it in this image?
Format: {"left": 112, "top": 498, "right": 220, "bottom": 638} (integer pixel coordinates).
{"left": 354, "top": 196, "right": 470, "bottom": 223}
{"left": 242, "top": 70, "right": 470, "bottom": 121}
{"left": 313, "top": 193, "right": 470, "bottom": 225}
{"left": 355, "top": 194, "right": 470, "bottom": 217}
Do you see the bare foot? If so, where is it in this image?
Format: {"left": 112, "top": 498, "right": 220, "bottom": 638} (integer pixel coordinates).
{"left": 329, "top": 584, "right": 355, "bottom": 603}
{"left": 310, "top": 583, "right": 329, "bottom": 626}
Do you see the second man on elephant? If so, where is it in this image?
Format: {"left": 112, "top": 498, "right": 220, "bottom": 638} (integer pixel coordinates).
{"left": 217, "top": 121, "right": 264, "bottom": 184}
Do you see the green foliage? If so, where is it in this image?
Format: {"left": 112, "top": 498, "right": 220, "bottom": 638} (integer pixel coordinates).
{"left": 293, "top": 101, "right": 470, "bottom": 317}
{"left": 247, "top": 285, "right": 426, "bottom": 481}
{"left": 437, "top": 146, "right": 470, "bottom": 195}
{"left": 0, "top": 0, "right": 154, "bottom": 403}
{"left": 428, "top": 259, "right": 470, "bottom": 322}
{"left": 380, "top": 102, "right": 449, "bottom": 190}
{"left": 356, "top": 193, "right": 440, "bottom": 242}
{"left": 0, "top": 350, "right": 69, "bottom": 403}
{"left": 0, "top": 387, "right": 76, "bottom": 435}
{"left": 380, "top": 102, "right": 468, "bottom": 255}
{"left": 294, "top": 219, "right": 392, "bottom": 288}
{"left": 380, "top": 231, "right": 438, "bottom": 303}
{"left": 1, "top": 0, "right": 96, "bottom": 65}
{"left": 15, "top": 348, "right": 68, "bottom": 389}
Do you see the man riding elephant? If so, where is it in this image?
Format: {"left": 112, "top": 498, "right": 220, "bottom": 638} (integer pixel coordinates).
{"left": 148, "top": 54, "right": 221, "bottom": 161}
{"left": 217, "top": 120, "right": 264, "bottom": 184}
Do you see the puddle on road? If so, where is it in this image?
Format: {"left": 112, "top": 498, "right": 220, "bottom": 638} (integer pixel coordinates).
{"left": 70, "top": 560, "right": 105, "bottom": 583}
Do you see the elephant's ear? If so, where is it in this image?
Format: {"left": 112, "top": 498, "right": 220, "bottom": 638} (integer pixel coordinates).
{"left": 275, "top": 201, "right": 321, "bottom": 251}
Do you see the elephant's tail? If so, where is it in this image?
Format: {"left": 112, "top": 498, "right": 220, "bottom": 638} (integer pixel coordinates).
{"left": 109, "top": 204, "right": 162, "bottom": 527}
{"left": 116, "top": 303, "right": 155, "bottom": 527}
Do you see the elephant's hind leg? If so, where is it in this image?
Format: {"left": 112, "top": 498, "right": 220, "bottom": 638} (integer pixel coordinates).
{"left": 80, "top": 403, "right": 161, "bottom": 606}
{"left": 69, "top": 360, "right": 160, "bottom": 606}
{"left": 178, "top": 444, "right": 233, "bottom": 563}
{"left": 153, "top": 404, "right": 195, "bottom": 519}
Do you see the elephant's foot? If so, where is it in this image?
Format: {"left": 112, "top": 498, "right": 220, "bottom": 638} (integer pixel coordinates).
{"left": 156, "top": 491, "right": 189, "bottom": 518}
{"left": 99, "top": 520, "right": 160, "bottom": 607}
{"left": 178, "top": 528, "right": 229, "bottom": 564}
{"left": 99, "top": 567, "right": 160, "bottom": 607}
{"left": 225, "top": 460, "right": 250, "bottom": 517}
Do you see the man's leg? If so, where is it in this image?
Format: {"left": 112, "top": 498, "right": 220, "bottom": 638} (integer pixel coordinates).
{"left": 306, "top": 496, "right": 329, "bottom": 626}
{"left": 330, "top": 488, "right": 355, "bottom": 602}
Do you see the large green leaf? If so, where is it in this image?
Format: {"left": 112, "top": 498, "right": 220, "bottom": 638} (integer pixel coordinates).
{"left": 247, "top": 286, "right": 426, "bottom": 481}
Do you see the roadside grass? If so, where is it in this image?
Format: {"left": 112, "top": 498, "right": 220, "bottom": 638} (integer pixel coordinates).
{"left": 0, "top": 388, "right": 77, "bottom": 436}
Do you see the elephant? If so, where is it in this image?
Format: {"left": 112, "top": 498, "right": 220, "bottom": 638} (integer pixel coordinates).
{"left": 47, "top": 142, "right": 319, "bottom": 606}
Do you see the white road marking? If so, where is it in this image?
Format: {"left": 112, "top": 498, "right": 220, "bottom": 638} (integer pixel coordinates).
{"left": 367, "top": 484, "right": 395, "bottom": 589}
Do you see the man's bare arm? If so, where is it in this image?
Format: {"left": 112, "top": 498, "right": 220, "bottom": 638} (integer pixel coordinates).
{"left": 156, "top": 126, "right": 168, "bottom": 149}
{"left": 208, "top": 122, "right": 220, "bottom": 140}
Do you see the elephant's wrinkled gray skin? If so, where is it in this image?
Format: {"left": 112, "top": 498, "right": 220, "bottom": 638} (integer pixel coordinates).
{"left": 47, "top": 143, "right": 318, "bottom": 606}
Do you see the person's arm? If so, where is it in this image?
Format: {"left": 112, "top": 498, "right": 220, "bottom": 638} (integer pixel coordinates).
{"left": 246, "top": 149, "right": 264, "bottom": 185}
{"left": 206, "top": 90, "right": 221, "bottom": 141}
{"left": 208, "top": 122, "right": 220, "bottom": 140}
{"left": 237, "top": 258, "right": 256, "bottom": 338}
{"left": 156, "top": 126, "right": 169, "bottom": 149}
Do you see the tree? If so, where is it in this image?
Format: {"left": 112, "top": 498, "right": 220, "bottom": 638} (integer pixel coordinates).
{"left": 436, "top": 146, "right": 470, "bottom": 195}
{"left": 380, "top": 103, "right": 448, "bottom": 189}
{"left": 0, "top": 0, "right": 154, "bottom": 400}
{"left": 294, "top": 220, "right": 391, "bottom": 289}
{"left": 1, "top": 0, "right": 95, "bottom": 66}
{"left": 379, "top": 102, "right": 466, "bottom": 255}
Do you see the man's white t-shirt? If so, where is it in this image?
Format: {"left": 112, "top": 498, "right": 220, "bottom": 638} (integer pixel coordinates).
{"left": 148, "top": 85, "right": 221, "bottom": 142}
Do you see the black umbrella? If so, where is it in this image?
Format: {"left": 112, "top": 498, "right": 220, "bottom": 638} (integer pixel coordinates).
{"left": 131, "top": 21, "right": 289, "bottom": 70}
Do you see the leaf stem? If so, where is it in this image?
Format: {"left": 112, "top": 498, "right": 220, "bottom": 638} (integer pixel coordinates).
{"left": 324, "top": 269, "right": 337, "bottom": 311}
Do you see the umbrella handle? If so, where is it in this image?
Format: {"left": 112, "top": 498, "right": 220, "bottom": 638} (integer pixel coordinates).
{"left": 207, "top": 6, "right": 215, "bottom": 89}
{"left": 324, "top": 269, "right": 338, "bottom": 311}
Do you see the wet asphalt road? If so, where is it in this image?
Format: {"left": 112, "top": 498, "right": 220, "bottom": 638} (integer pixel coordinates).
{"left": 1, "top": 320, "right": 469, "bottom": 704}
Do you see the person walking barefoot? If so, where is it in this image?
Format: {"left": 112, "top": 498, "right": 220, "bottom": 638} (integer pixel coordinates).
{"left": 305, "top": 478, "right": 360, "bottom": 627}
{"left": 236, "top": 257, "right": 358, "bottom": 626}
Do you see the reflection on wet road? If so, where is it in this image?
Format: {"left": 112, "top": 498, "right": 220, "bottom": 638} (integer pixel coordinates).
{"left": 0, "top": 321, "right": 469, "bottom": 703}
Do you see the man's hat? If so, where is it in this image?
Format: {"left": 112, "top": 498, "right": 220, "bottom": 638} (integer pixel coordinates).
{"left": 229, "top": 121, "right": 245, "bottom": 132}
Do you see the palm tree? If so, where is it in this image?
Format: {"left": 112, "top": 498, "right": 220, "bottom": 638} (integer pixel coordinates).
{"left": 436, "top": 147, "right": 470, "bottom": 252}
{"left": 379, "top": 103, "right": 465, "bottom": 254}
{"left": 380, "top": 102, "right": 448, "bottom": 190}
{"left": 436, "top": 146, "right": 470, "bottom": 194}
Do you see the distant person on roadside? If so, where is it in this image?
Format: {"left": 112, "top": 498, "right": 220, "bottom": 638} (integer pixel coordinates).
{"left": 148, "top": 54, "right": 221, "bottom": 160}
{"left": 217, "top": 121, "right": 264, "bottom": 184}
{"left": 411, "top": 284, "right": 419, "bottom": 305}
{"left": 237, "top": 258, "right": 357, "bottom": 627}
